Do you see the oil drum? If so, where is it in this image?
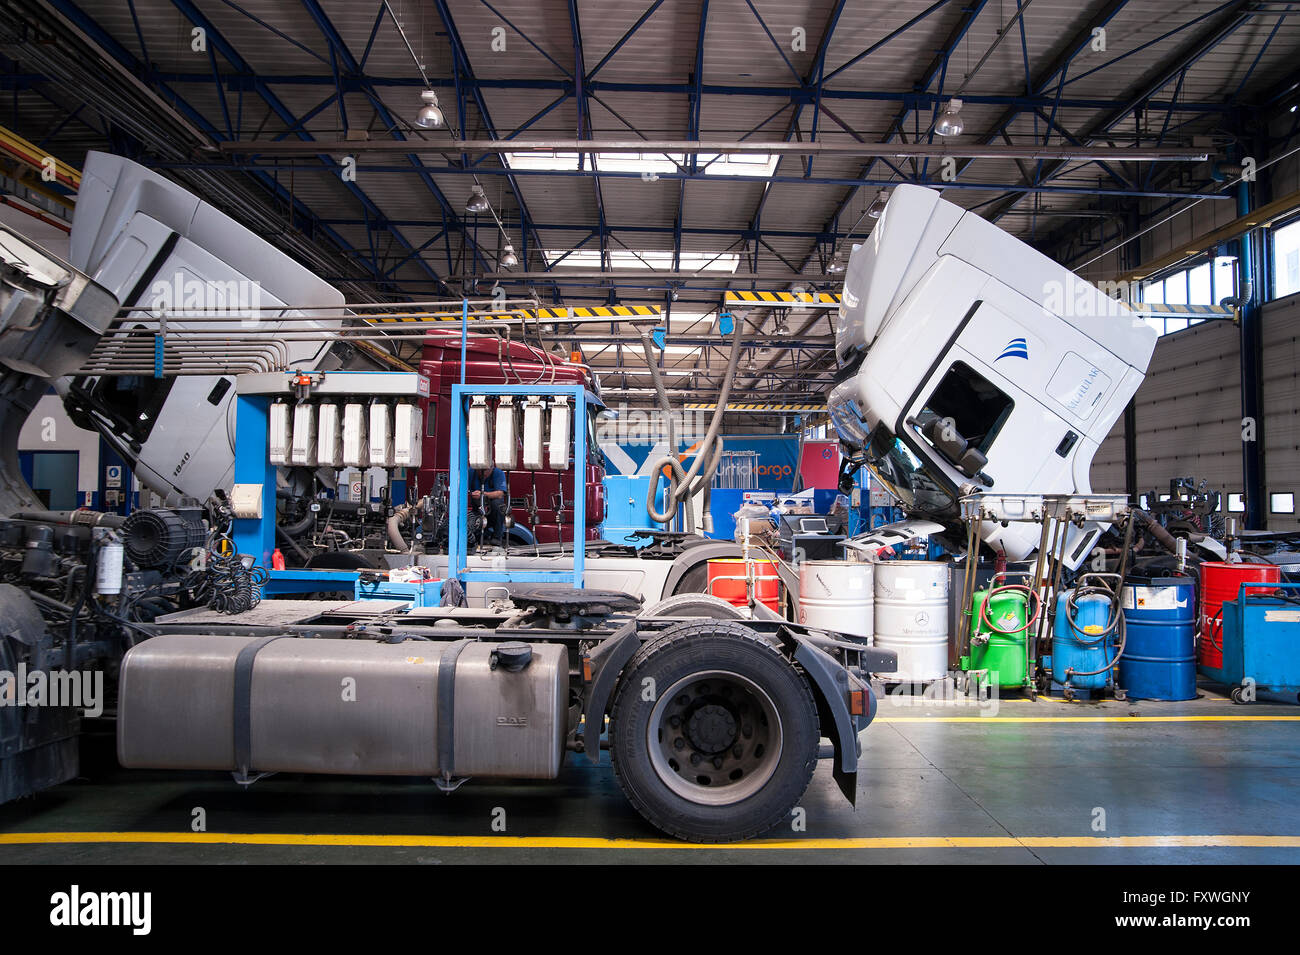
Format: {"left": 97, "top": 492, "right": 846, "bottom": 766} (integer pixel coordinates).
{"left": 1198, "top": 562, "right": 1280, "bottom": 670}
{"left": 874, "top": 560, "right": 949, "bottom": 682}
{"left": 1120, "top": 575, "right": 1197, "bottom": 700}
{"left": 707, "top": 558, "right": 782, "bottom": 614}
{"left": 799, "top": 560, "right": 873, "bottom": 639}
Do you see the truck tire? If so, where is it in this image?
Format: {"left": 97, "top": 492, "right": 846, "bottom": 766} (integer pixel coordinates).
{"left": 609, "top": 620, "right": 819, "bottom": 842}
{"left": 670, "top": 561, "right": 709, "bottom": 596}
{"left": 640, "top": 592, "right": 749, "bottom": 620}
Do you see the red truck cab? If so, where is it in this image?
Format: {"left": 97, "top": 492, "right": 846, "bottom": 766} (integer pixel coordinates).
{"left": 417, "top": 334, "right": 606, "bottom": 544}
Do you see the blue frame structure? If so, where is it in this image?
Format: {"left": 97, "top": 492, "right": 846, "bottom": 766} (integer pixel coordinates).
{"left": 449, "top": 383, "right": 596, "bottom": 590}
{"left": 230, "top": 392, "right": 277, "bottom": 567}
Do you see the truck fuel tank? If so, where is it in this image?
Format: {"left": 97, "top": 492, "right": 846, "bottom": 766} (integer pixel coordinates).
{"left": 117, "top": 635, "right": 568, "bottom": 780}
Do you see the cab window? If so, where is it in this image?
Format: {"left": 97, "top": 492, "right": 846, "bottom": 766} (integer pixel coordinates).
{"left": 922, "top": 361, "right": 1013, "bottom": 454}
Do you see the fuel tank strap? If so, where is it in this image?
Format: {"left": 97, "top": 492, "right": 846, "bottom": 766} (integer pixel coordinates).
{"left": 233, "top": 634, "right": 293, "bottom": 780}
{"left": 436, "top": 639, "right": 473, "bottom": 780}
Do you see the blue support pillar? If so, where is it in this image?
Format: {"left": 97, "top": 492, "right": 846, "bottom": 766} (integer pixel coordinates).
{"left": 1238, "top": 181, "right": 1265, "bottom": 530}
{"left": 231, "top": 393, "right": 277, "bottom": 566}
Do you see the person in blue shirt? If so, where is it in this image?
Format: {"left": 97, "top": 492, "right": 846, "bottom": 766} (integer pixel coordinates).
{"left": 469, "top": 466, "right": 508, "bottom": 544}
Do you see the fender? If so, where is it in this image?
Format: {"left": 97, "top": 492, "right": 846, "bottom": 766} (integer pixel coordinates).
{"left": 580, "top": 621, "right": 640, "bottom": 764}
{"left": 778, "top": 622, "right": 895, "bottom": 806}
{"left": 660, "top": 540, "right": 801, "bottom": 605}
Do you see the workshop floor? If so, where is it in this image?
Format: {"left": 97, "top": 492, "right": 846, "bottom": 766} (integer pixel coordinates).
{"left": 2, "top": 682, "right": 1299, "bottom": 864}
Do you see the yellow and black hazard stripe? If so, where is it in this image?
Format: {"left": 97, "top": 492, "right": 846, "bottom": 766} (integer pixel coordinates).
{"left": 1130, "top": 303, "right": 1235, "bottom": 317}
{"left": 724, "top": 291, "right": 841, "bottom": 307}
{"left": 685, "top": 402, "right": 826, "bottom": 413}
{"left": 372, "top": 304, "right": 662, "bottom": 324}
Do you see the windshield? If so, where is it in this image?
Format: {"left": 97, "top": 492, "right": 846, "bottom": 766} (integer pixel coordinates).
{"left": 868, "top": 431, "right": 957, "bottom": 515}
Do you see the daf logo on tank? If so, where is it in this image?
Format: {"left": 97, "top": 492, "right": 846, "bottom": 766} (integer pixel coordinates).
{"left": 995, "top": 337, "right": 1030, "bottom": 362}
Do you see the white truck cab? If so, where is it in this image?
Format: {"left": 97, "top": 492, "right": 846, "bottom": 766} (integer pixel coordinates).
{"left": 64, "top": 151, "right": 343, "bottom": 500}
{"left": 828, "top": 184, "right": 1158, "bottom": 561}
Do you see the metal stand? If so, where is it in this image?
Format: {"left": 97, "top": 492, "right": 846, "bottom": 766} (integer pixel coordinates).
{"left": 230, "top": 369, "right": 429, "bottom": 595}
{"left": 958, "top": 493, "right": 1132, "bottom": 700}
{"left": 449, "top": 383, "right": 599, "bottom": 591}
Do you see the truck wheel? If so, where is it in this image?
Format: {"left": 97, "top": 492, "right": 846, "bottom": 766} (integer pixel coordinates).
{"left": 640, "top": 592, "right": 749, "bottom": 620}
{"left": 671, "top": 562, "right": 709, "bottom": 596}
{"left": 609, "top": 620, "right": 819, "bottom": 843}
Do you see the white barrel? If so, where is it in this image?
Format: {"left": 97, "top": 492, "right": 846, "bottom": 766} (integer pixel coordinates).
{"left": 798, "top": 560, "right": 873, "bottom": 639}
{"left": 873, "top": 560, "right": 949, "bottom": 682}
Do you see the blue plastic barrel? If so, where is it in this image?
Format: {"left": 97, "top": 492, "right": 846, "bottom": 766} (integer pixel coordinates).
{"left": 1119, "top": 575, "right": 1197, "bottom": 701}
{"left": 1052, "top": 591, "right": 1117, "bottom": 691}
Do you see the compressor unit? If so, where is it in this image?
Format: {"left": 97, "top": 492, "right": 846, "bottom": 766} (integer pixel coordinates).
{"left": 1049, "top": 574, "right": 1126, "bottom": 700}
{"left": 965, "top": 576, "right": 1039, "bottom": 691}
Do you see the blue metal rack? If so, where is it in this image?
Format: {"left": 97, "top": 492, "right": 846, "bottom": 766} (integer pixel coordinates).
{"left": 449, "top": 383, "right": 597, "bottom": 590}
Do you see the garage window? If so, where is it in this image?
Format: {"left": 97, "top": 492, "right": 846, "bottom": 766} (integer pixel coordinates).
{"left": 1272, "top": 218, "right": 1300, "bottom": 299}
{"left": 1139, "top": 257, "right": 1235, "bottom": 335}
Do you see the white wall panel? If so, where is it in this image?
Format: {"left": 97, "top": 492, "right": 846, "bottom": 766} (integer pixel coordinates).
{"left": 1092, "top": 297, "right": 1300, "bottom": 530}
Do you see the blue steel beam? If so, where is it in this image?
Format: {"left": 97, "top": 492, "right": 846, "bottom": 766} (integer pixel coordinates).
{"left": 360, "top": 2, "right": 386, "bottom": 71}
{"left": 586, "top": 1, "right": 668, "bottom": 80}
{"left": 854, "top": 1, "right": 990, "bottom": 188}
{"left": 799, "top": 0, "right": 991, "bottom": 272}
{"left": 147, "top": 160, "right": 1231, "bottom": 199}
{"left": 1059, "top": 0, "right": 1244, "bottom": 91}
{"left": 983, "top": 1, "right": 1256, "bottom": 222}
{"left": 45, "top": 0, "right": 387, "bottom": 291}
{"left": 747, "top": 0, "right": 850, "bottom": 268}
{"left": 163, "top": 0, "right": 447, "bottom": 290}
{"left": 568, "top": 0, "right": 609, "bottom": 291}
{"left": 821, "top": 0, "right": 954, "bottom": 84}
{"left": 679, "top": 0, "right": 712, "bottom": 278}
{"left": 218, "top": 0, "right": 330, "bottom": 66}
{"left": 948, "top": 0, "right": 1138, "bottom": 196}
{"left": 741, "top": 0, "right": 804, "bottom": 84}
{"left": 62, "top": 69, "right": 1245, "bottom": 114}
{"left": 298, "top": 0, "right": 491, "bottom": 279}
{"left": 432, "top": 0, "right": 549, "bottom": 280}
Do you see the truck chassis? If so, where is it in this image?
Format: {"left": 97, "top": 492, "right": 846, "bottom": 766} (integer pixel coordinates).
{"left": 117, "top": 589, "right": 891, "bottom": 843}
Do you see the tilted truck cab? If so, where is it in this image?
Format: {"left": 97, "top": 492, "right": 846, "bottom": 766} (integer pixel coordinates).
{"left": 828, "top": 184, "right": 1157, "bottom": 563}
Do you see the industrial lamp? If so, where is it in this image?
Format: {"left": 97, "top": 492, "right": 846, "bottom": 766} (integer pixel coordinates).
{"left": 466, "top": 185, "right": 491, "bottom": 215}
{"left": 867, "top": 188, "right": 889, "bottom": 218}
{"left": 934, "top": 99, "right": 964, "bottom": 137}
{"left": 500, "top": 244, "right": 519, "bottom": 268}
{"left": 415, "top": 89, "right": 445, "bottom": 129}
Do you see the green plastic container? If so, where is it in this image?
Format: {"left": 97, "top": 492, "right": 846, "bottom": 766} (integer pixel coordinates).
{"left": 967, "top": 588, "right": 1029, "bottom": 688}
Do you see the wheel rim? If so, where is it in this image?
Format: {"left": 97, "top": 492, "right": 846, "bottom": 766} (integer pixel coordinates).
{"left": 646, "top": 669, "right": 784, "bottom": 806}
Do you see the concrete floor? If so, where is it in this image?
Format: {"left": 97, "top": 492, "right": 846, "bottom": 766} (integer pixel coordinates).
{"left": 2, "top": 683, "right": 1299, "bottom": 864}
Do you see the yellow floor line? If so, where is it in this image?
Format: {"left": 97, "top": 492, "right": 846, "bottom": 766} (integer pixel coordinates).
{"left": 0, "top": 832, "right": 1298, "bottom": 850}
{"left": 877, "top": 715, "right": 1300, "bottom": 723}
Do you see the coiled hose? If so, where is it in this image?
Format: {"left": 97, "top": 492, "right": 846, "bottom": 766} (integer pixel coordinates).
{"left": 977, "top": 581, "right": 1042, "bottom": 635}
{"left": 203, "top": 544, "right": 268, "bottom": 615}
{"left": 1060, "top": 581, "right": 1126, "bottom": 677}
{"left": 641, "top": 316, "right": 745, "bottom": 534}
